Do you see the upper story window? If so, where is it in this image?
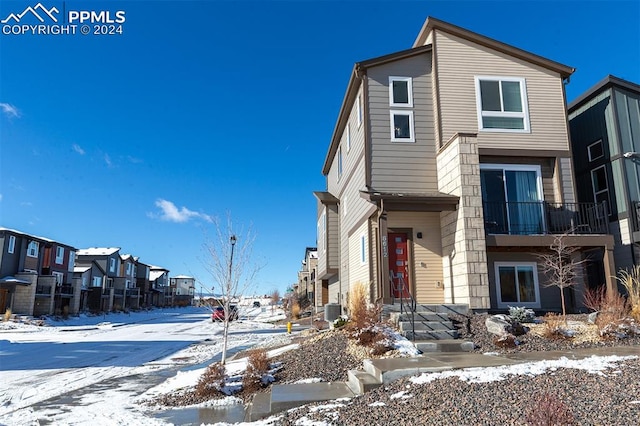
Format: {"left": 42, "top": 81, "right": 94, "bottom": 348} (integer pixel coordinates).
{"left": 346, "top": 123, "right": 351, "bottom": 152}
{"left": 109, "top": 257, "right": 116, "bottom": 273}
{"left": 337, "top": 145, "right": 343, "bottom": 180}
{"left": 55, "top": 246, "right": 64, "bottom": 264}
{"left": 27, "top": 241, "right": 39, "bottom": 258}
{"left": 475, "top": 76, "right": 530, "bottom": 132}
{"left": 588, "top": 140, "right": 604, "bottom": 162}
{"left": 322, "top": 211, "right": 326, "bottom": 253}
{"left": 360, "top": 234, "right": 367, "bottom": 264}
{"left": 356, "top": 94, "right": 363, "bottom": 128}
{"left": 591, "top": 165, "right": 610, "bottom": 214}
{"left": 389, "top": 76, "right": 413, "bottom": 107}
{"left": 92, "top": 276, "right": 102, "bottom": 287}
{"left": 126, "top": 262, "right": 132, "bottom": 275}
{"left": 390, "top": 111, "right": 415, "bottom": 142}
{"left": 68, "top": 252, "right": 75, "bottom": 271}
{"left": 8, "top": 235, "right": 15, "bottom": 254}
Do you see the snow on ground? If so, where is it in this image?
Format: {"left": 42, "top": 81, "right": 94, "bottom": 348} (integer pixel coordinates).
{"left": 1, "top": 306, "right": 637, "bottom": 426}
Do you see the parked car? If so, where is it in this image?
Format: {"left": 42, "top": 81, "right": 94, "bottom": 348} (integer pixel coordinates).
{"left": 253, "top": 301, "right": 261, "bottom": 308}
{"left": 211, "top": 305, "right": 239, "bottom": 322}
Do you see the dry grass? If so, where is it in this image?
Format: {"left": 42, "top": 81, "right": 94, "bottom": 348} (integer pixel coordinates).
{"left": 195, "top": 362, "right": 227, "bottom": 398}
{"left": 583, "top": 286, "right": 629, "bottom": 333}
{"left": 3, "top": 308, "right": 11, "bottom": 322}
{"left": 618, "top": 266, "right": 640, "bottom": 321}
{"left": 243, "top": 348, "right": 271, "bottom": 393}
{"left": 347, "top": 282, "right": 381, "bottom": 331}
{"left": 542, "top": 313, "right": 566, "bottom": 339}
{"left": 290, "top": 302, "right": 300, "bottom": 320}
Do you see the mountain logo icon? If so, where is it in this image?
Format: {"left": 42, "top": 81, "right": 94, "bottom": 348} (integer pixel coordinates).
{"left": 1, "top": 3, "right": 59, "bottom": 24}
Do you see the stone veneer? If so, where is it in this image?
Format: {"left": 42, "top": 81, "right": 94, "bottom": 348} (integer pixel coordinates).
{"left": 437, "top": 133, "right": 489, "bottom": 309}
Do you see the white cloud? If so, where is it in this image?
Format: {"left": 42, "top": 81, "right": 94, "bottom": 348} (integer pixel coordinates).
{"left": 151, "top": 199, "right": 213, "bottom": 223}
{"left": 0, "top": 194, "right": 3, "bottom": 202}
{"left": 72, "top": 144, "right": 85, "bottom": 155}
{"left": 0, "top": 103, "right": 20, "bottom": 118}
{"left": 104, "top": 154, "right": 112, "bottom": 167}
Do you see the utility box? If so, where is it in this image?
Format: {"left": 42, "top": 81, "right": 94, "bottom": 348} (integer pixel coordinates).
{"left": 324, "top": 303, "right": 341, "bottom": 322}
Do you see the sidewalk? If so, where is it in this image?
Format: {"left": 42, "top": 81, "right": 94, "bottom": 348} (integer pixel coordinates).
{"left": 245, "top": 345, "right": 640, "bottom": 421}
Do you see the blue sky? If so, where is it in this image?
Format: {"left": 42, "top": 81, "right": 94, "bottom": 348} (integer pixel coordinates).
{"left": 1, "top": 0, "right": 639, "bottom": 296}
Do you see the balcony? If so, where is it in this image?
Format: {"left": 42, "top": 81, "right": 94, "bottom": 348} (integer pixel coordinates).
{"left": 55, "top": 285, "right": 74, "bottom": 296}
{"left": 483, "top": 201, "right": 608, "bottom": 236}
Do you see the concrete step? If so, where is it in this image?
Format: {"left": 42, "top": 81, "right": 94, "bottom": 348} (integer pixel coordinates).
{"left": 398, "top": 321, "right": 456, "bottom": 331}
{"left": 346, "top": 369, "right": 382, "bottom": 395}
{"left": 396, "top": 312, "right": 451, "bottom": 322}
{"left": 402, "top": 329, "right": 458, "bottom": 340}
{"left": 384, "top": 303, "right": 469, "bottom": 315}
{"left": 269, "top": 382, "right": 355, "bottom": 413}
{"left": 245, "top": 392, "right": 272, "bottom": 422}
{"left": 414, "top": 339, "right": 475, "bottom": 353}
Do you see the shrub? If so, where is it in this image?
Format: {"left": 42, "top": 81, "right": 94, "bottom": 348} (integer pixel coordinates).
{"left": 493, "top": 334, "right": 519, "bottom": 348}
{"left": 525, "top": 392, "right": 576, "bottom": 426}
{"left": 347, "top": 282, "right": 381, "bottom": 332}
{"left": 542, "top": 313, "right": 566, "bottom": 339}
{"left": 196, "top": 362, "right": 227, "bottom": 398}
{"left": 333, "top": 316, "right": 348, "bottom": 328}
{"left": 618, "top": 266, "right": 640, "bottom": 321}
{"left": 583, "top": 286, "right": 629, "bottom": 333}
{"left": 243, "top": 348, "right": 270, "bottom": 393}
{"left": 3, "top": 308, "right": 12, "bottom": 322}
{"left": 508, "top": 306, "right": 536, "bottom": 323}
{"left": 290, "top": 302, "right": 300, "bottom": 319}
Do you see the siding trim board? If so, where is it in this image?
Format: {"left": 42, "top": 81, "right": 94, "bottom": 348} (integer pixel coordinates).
{"left": 568, "top": 75, "right": 640, "bottom": 113}
{"left": 361, "top": 191, "right": 459, "bottom": 212}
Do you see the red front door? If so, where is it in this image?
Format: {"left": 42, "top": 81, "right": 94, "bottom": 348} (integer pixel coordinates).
{"left": 388, "top": 233, "right": 410, "bottom": 298}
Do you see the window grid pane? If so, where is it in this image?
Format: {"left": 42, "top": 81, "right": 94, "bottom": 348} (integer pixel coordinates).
{"left": 501, "top": 81, "right": 523, "bottom": 112}
{"left": 392, "top": 80, "right": 409, "bottom": 104}
{"left": 480, "top": 80, "right": 501, "bottom": 111}
{"left": 393, "top": 114, "right": 411, "bottom": 139}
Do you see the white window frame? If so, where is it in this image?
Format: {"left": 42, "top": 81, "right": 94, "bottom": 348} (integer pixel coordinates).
{"left": 356, "top": 94, "right": 363, "bottom": 128}
{"left": 389, "top": 76, "right": 413, "bottom": 107}
{"left": 68, "top": 251, "right": 75, "bottom": 271}
{"left": 360, "top": 233, "right": 367, "bottom": 264}
{"left": 322, "top": 211, "right": 326, "bottom": 254}
{"left": 52, "top": 271, "right": 64, "bottom": 285}
{"left": 126, "top": 262, "right": 131, "bottom": 275}
{"left": 92, "top": 276, "right": 102, "bottom": 287}
{"left": 587, "top": 139, "right": 604, "bottom": 162}
{"left": 109, "top": 257, "right": 116, "bottom": 273}
{"left": 342, "top": 196, "right": 348, "bottom": 218}
{"left": 55, "top": 246, "right": 64, "bottom": 264}
{"left": 495, "top": 262, "right": 541, "bottom": 309}
{"left": 27, "top": 241, "right": 39, "bottom": 258}
{"left": 8, "top": 235, "right": 15, "bottom": 254}
{"left": 474, "top": 76, "right": 530, "bottom": 133}
{"left": 390, "top": 110, "right": 415, "bottom": 143}
{"left": 126, "top": 280, "right": 131, "bottom": 289}
{"left": 346, "top": 123, "right": 351, "bottom": 152}
{"left": 337, "top": 145, "right": 343, "bottom": 180}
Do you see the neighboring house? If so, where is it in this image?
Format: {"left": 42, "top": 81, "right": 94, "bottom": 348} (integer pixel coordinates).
{"left": 135, "top": 259, "right": 152, "bottom": 307}
{"left": 76, "top": 247, "right": 122, "bottom": 312}
{"left": 568, "top": 76, "right": 640, "bottom": 279}
{"left": 296, "top": 247, "right": 320, "bottom": 306}
{"left": 118, "top": 254, "right": 141, "bottom": 310}
{"left": 169, "top": 275, "right": 195, "bottom": 306}
{"left": 72, "top": 260, "right": 106, "bottom": 312}
{"left": 314, "top": 17, "right": 615, "bottom": 315}
{"left": 149, "top": 265, "right": 170, "bottom": 306}
{"left": 0, "top": 227, "right": 78, "bottom": 316}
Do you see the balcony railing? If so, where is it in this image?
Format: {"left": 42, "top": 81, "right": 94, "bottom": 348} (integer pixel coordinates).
{"left": 483, "top": 201, "right": 608, "bottom": 235}
{"left": 36, "top": 285, "right": 52, "bottom": 296}
{"left": 55, "top": 285, "right": 74, "bottom": 296}
{"left": 632, "top": 201, "right": 640, "bottom": 232}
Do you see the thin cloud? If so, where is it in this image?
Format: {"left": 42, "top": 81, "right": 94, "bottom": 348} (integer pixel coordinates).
{"left": 72, "top": 144, "right": 85, "bottom": 155}
{"left": 150, "top": 199, "right": 213, "bottom": 223}
{"left": 104, "top": 153, "right": 113, "bottom": 167}
{"left": 0, "top": 103, "right": 20, "bottom": 118}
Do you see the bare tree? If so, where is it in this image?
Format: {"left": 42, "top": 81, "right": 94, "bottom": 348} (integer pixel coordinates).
{"left": 201, "top": 215, "right": 262, "bottom": 364}
{"left": 537, "top": 232, "right": 587, "bottom": 324}
{"left": 270, "top": 288, "right": 280, "bottom": 314}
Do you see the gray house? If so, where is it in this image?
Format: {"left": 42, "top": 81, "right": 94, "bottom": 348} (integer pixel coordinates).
{"left": 568, "top": 75, "right": 640, "bottom": 279}
{"left": 314, "top": 17, "right": 616, "bottom": 315}
{"left": 76, "top": 247, "right": 121, "bottom": 312}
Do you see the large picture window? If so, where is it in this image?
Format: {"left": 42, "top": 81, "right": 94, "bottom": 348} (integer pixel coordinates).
{"left": 481, "top": 164, "right": 543, "bottom": 234}
{"left": 27, "top": 241, "right": 39, "bottom": 258}
{"left": 475, "top": 76, "right": 530, "bottom": 132}
{"left": 590, "top": 165, "right": 610, "bottom": 213}
{"left": 495, "top": 262, "right": 540, "bottom": 308}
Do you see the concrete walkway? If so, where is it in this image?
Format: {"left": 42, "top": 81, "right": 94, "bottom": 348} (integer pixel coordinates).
{"left": 245, "top": 346, "right": 639, "bottom": 421}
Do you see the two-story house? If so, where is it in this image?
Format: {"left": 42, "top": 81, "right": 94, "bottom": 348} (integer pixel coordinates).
{"left": 76, "top": 247, "right": 122, "bottom": 312}
{"left": 169, "top": 275, "right": 195, "bottom": 306}
{"left": 149, "top": 265, "right": 170, "bottom": 306}
{"left": 117, "top": 254, "right": 141, "bottom": 310}
{"left": 568, "top": 76, "right": 640, "bottom": 279}
{"left": 135, "top": 259, "right": 152, "bottom": 307}
{"left": 296, "top": 247, "right": 319, "bottom": 307}
{"left": 315, "top": 17, "right": 615, "bottom": 315}
{"left": 0, "top": 227, "right": 78, "bottom": 316}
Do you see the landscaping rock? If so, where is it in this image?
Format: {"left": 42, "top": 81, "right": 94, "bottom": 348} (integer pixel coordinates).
{"left": 485, "top": 314, "right": 511, "bottom": 336}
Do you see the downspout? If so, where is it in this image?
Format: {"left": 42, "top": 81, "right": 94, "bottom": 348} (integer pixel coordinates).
{"left": 377, "top": 198, "right": 385, "bottom": 302}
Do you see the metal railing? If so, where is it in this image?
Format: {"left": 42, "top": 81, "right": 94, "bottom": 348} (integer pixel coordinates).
{"left": 390, "top": 272, "right": 417, "bottom": 341}
{"left": 35, "top": 285, "right": 51, "bottom": 296}
{"left": 55, "top": 285, "right": 74, "bottom": 296}
{"left": 482, "top": 201, "right": 608, "bottom": 235}
{"left": 632, "top": 201, "right": 640, "bottom": 232}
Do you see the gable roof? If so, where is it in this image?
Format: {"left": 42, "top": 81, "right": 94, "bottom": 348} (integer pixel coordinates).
{"left": 77, "top": 247, "right": 120, "bottom": 256}
{"left": 0, "top": 227, "right": 77, "bottom": 250}
{"left": 568, "top": 75, "right": 640, "bottom": 112}
{"left": 321, "top": 16, "right": 575, "bottom": 176}
{"left": 413, "top": 17, "right": 574, "bottom": 78}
